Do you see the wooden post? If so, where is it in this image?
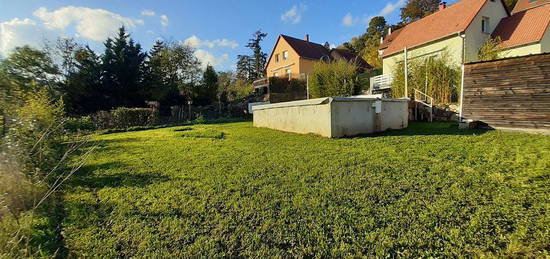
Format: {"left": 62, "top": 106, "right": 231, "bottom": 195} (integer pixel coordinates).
{"left": 459, "top": 64, "right": 465, "bottom": 121}
{"left": 404, "top": 47, "right": 408, "bottom": 99}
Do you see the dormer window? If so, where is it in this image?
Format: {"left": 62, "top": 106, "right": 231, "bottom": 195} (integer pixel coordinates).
{"left": 482, "top": 17, "right": 490, "bottom": 33}
{"left": 283, "top": 51, "right": 289, "bottom": 60}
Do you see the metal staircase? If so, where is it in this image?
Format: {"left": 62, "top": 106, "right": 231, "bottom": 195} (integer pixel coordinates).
{"left": 413, "top": 89, "right": 433, "bottom": 122}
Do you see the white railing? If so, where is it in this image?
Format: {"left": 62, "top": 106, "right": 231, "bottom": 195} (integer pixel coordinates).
{"left": 370, "top": 74, "right": 393, "bottom": 91}
{"left": 414, "top": 89, "right": 433, "bottom": 122}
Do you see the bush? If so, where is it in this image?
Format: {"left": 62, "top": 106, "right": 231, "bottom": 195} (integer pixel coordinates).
{"left": 309, "top": 60, "right": 362, "bottom": 98}
{"left": 478, "top": 37, "right": 506, "bottom": 61}
{"left": 93, "top": 108, "right": 159, "bottom": 130}
{"left": 64, "top": 116, "right": 96, "bottom": 133}
{"left": 391, "top": 53, "right": 461, "bottom": 103}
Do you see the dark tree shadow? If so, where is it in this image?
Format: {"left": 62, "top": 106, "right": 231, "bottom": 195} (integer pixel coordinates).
{"left": 348, "top": 121, "right": 491, "bottom": 138}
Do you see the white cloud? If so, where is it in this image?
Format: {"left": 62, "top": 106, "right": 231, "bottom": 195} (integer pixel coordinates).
{"left": 195, "top": 49, "right": 229, "bottom": 68}
{"left": 32, "top": 6, "right": 144, "bottom": 42}
{"left": 281, "top": 4, "right": 306, "bottom": 24}
{"left": 342, "top": 13, "right": 354, "bottom": 26}
{"left": 378, "top": 0, "right": 407, "bottom": 17}
{"left": 183, "top": 35, "right": 238, "bottom": 49}
{"left": 160, "top": 15, "right": 169, "bottom": 27}
{"left": 0, "top": 18, "right": 63, "bottom": 57}
{"left": 141, "top": 9, "right": 156, "bottom": 16}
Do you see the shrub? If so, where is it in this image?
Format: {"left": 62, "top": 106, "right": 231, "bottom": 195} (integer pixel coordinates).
{"left": 478, "top": 37, "right": 506, "bottom": 61}
{"left": 64, "top": 116, "right": 96, "bottom": 133}
{"left": 391, "top": 53, "right": 461, "bottom": 103}
{"left": 309, "top": 60, "right": 362, "bottom": 98}
{"left": 94, "top": 108, "right": 159, "bottom": 130}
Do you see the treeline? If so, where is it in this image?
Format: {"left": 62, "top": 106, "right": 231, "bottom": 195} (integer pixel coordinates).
{"left": 0, "top": 27, "right": 259, "bottom": 118}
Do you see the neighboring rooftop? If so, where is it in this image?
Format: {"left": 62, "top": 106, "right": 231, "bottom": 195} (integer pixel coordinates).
{"left": 492, "top": 4, "right": 550, "bottom": 48}
{"left": 511, "top": 0, "right": 550, "bottom": 14}
{"left": 329, "top": 49, "right": 372, "bottom": 69}
{"left": 379, "top": 28, "right": 403, "bottom": 50}
{"left": 381, "top": 0, "right": 492, "bottom": 57}
{"left": 280, "top": 34, "right": 330, "bottom": 60}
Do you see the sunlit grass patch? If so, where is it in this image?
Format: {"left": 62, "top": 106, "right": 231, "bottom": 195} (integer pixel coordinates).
{"left": 62, "top": 122, "right": 550, "bottom": 257}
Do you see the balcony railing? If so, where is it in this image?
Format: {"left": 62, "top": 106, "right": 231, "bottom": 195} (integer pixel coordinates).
{"left": 370, "top": 74, "right": 393, "bottom": 91}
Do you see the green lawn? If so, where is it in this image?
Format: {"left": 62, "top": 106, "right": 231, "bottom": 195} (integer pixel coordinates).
{"left": 63, "top": 122, "right": 549, "bottom": 257}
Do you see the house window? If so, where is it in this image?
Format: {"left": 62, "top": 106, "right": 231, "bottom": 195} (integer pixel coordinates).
{"left": 275, "top": 54, "right": 280, "bottom": 62}
{"left": 286, "top": 69, "right": 291, "bottom": 79}
{"left": 482, "top": 17, "right": 490, "bottom": 33}
{"left": 283, "top": 51, "right": 289, "bottom": 60}
{"left": 273, "top": 72, "right": 279, "bottom": 77}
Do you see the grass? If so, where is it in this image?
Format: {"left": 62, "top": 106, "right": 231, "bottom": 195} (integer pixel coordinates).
{"left": 62, "top": 122, "right": 549, "bottom": 257}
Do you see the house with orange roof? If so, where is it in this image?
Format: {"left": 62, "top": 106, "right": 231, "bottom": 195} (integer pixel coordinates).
{"left": 379, "top": 0, "right": 510, "bottom": 77}
{"left": 492, "top": 0, "right": 550, "bottom": 57}
{"left": 264, "top": 34, "right": 371, "bottom": 80}
{"left": 379, "top": 0, "right": 550, "bottom": 78}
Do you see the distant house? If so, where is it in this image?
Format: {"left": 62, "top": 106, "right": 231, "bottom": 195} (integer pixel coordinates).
{"left": 264, "top": 34, "right": 371, "bottom": 80}
{"left": 492, "top": 0, "right": 550, "bottom": 57}
{"left": 379, "top": 0, "right": 550, "bottom": 77}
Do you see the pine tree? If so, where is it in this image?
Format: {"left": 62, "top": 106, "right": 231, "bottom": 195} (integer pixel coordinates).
{"left": 101, "top": 26, "right": 147, "bottom": 108}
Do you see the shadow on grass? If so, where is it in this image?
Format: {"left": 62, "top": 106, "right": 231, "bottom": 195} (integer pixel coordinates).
{"left": 100, "top": 118, "right": 250, "bottom": 135}
{"left": 68, "top": 162, "right": 169, "bottom": 189}
{"left": 350, "top": 121, "right": 491, "bottom": 138}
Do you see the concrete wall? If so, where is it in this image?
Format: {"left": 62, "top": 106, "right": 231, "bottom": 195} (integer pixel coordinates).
{"left": 253, "top": 98, "right": 333, "bottom": 137}
{"left": 464, "top": 0, "right": 509, "bottom": 62}
{"left": 253, "top": 97, "right": 409, "bottom": 138}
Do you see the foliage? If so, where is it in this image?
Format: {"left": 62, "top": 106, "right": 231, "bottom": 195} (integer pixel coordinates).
{"left": 478, "top": 37, "right": 505, "bottom": 62}
{"left": 391, "top": 53, "right": 461, "bottom": 103}
{"left": 0, "top": 46, "right": 60, "bottom": 95}
{"left": 400, "top": 0, "right": 441, "bottom": 24}
{"left": 309, "top": 60, "right": 362, "bottom": 98}
{"left": 504, "top": 0, "right": 518, "bottom": 10}
{"left": 236, "top": 30, "right": 268, "bottom": 82}
{"left": 101, "top": 27, "right": 148, "bottom": 109}
{"left": 195, "top": 65, "right": 218, "bottom": 105}
{"left": 342, "top": 16, "right": 387, "bottom": 69}
{"left": 61, "top": 121, "right": 550, "bottom": 257}
{"left": 93, "top": 107, "right": 159, "bottom": 130}
{"left": 64, "top": 116, "right": 97, "bottom": 133}
{"left": 226, "top": 79, "right": 254, "bottom": 102}
{"left": 268, "top": 77, "right": 306, "bottom": 93}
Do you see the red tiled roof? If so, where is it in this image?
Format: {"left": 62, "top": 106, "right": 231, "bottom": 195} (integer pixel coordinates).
{"left": 492, "top": 4, "right": 550, "bottom": 48}
{"left": 511, "top": 0, "right": 550, "bottom": 14}
{"left": 280, "top": 35, "right": 330, "bottom": 60}
{"left": 379, "top": 28, "right": 403, "bottom": 50}
{"left": 382, "top": 0, "right": 490, "bottom": 57}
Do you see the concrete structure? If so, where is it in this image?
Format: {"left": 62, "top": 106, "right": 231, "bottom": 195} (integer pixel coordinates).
{"left": 252, "top": 97, "right": 408, "bottom": 138}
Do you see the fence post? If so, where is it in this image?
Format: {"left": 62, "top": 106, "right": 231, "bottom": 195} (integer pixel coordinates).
{"left": 404, "top": 47, "right": 408, "bottom": 98}
{"left": 458, "top": 64, "right": 465, "bottom": 122}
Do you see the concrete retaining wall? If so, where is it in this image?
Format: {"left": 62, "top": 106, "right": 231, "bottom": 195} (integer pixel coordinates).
{"left": 253, "top": 97, "right": 408, "bottom": 138}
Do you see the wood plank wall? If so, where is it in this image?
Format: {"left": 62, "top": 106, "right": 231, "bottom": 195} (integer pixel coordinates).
{"left": 462, "top": 53, "right": 550, "bottom": 130}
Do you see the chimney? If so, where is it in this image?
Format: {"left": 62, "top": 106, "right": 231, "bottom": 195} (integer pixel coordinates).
{"left": 304, "top": 34, "right": 309, "bottom": 42}
{"left": 439, "top": 2, "right": 447, "bottom": 10}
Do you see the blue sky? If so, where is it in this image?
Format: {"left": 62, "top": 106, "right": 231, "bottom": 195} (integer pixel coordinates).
{"left": 1, "top": 0, "right": 419, "bottom": 71}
